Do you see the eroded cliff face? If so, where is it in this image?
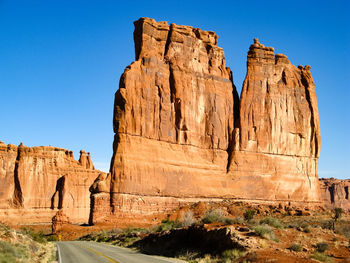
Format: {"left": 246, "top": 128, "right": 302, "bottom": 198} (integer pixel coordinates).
{"left": 90, "top": 18, "right": 322, "bottom": 224}
{"left": 0, "top": 142, "right": 17, "bottom": 209}
{"left": 319, "top": 178, "right": 350, "bottom": 212}
{"left": 0, "top": 141, "right": 102, "bottom": 224}
{"left": 226, "top": 39, "right": 321, "bottom": 201}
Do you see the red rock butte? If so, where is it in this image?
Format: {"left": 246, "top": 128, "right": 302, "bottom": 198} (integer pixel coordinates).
{"left": 0, "top": 141, "right": 103, "bottom": 224}
{"left": 319, "top": 178, "right": 350, "bottom": 211}
{"left": 89, "top": 17, "right": 322, "bottom": 224}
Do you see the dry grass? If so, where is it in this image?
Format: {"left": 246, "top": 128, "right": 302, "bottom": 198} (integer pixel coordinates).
{"left": 0, "top": 223, "right": 56, "bottom": 263}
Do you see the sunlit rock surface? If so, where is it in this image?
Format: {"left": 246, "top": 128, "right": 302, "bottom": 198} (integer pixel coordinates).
{"left": 89, "top": 18, "right": 322, "bottom": 224}
{"left": 0, "top": 141, "right": 102, "bottom": 224}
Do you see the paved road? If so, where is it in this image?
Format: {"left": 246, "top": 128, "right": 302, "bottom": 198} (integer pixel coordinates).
{"left": 56, "top": 241, "right": 186, "bottom": 263}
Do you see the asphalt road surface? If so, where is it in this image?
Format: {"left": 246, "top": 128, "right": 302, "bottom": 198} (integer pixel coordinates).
{"left": 56, "top": 241, "right": 187, "bottom": 263}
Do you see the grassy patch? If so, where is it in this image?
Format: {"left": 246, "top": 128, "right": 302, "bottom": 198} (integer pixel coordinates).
{"left": 315, "top": 242, "right": 329, "bottom": 253}
{"left": 311, "top": 252, "right": 333, "bottom": 262}
{"left": 20, "top": 228, "right": 47, "bottom": 243}
{"left": 221, "top": 249, "right": 247, "bottom": 261}
{"left": 287, "top": 220, "right": 311, "bottom": 233}
{"left": 181, "top": 210, "right": 196, "bottom": 227}
{"left": 243, "top": 209, "right": 256, "bottom": 221}
{"left": 253, "top": 225, "right": 279, "bottom": 242}
{"left": 224, "top": 217, "right": 244, "bottom": 225}
{"left": 0, "top": 240, "right": 28, "bottom": 263}
{"left": 335, "top": 220, "right": 350, "bottom": 238}
{"left": 155, "top": 219, "right": 182, "bottom": 232}
{"left": 259, "top": 217, "right": 284, "bottom": 229}
{"left": 201, "top": 209, "right": 225, "bottom": 224}
{"left": 288, "top": 243, "right": 302, "bottom": 252}
{"left": 182, "top": 249, "right": 248, "bottom": 263}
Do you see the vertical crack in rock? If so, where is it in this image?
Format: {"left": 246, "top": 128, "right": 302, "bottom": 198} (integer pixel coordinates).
{"left": 13, "top": 147, "right": 23, "bottom": 208}
{"left": 328, "top": 184, "right": 335, "bottom": 203}
{"left": 226, "top": 70, "right": 239, "bottom": 172}
{"left": 301, "top": 69, "right": 320, "bottom": 157}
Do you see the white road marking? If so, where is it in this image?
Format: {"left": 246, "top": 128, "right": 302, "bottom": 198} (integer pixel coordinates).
{"left": 56, "top": 243, "right": 62, "bottom": 263}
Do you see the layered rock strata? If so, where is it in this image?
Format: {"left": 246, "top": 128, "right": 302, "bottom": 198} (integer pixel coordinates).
{"left": 0, "top": 141, "right": 102, "bottom": 224}
{"left": 226, "top": 38, "right": 321, "bottom": 201}
{"left": 90, "top": 18, "right": 321, "bottom": 224}
{"left": 319, "top": 178, "right": 350, "bottom": 212}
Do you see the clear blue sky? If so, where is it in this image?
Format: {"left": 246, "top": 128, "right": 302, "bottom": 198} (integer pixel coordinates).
{"left": 0, "top": 0, "right": 349, "bottom": 178}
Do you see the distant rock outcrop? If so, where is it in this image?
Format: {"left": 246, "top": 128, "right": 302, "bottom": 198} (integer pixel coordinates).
{"left": 52, "top": 210, "right": 71, "bottom": 234}
{"left": 0, "top": 141, "right": 102, "bottom": 224}
{"left": 89, "top": 18, "right": 322, "bottom": 224}
{"left": 319, "top": 178, "right": 350, "bottom": 212}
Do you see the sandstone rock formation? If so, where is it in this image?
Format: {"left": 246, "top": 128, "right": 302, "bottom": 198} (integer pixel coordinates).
{"left": 0, "top": 141, "right": 102, "bottom": 224}
{"left": 52, "top": 210, "right": 71, "bottom": 234}
{"left": 89, "top": 18, "right": 321, "bottom": 224}
{"left": 319, "top": 178, "right": 350, "bottom": 212}
{"left": 227, "top": 38, "right": 321, "bottom": 201}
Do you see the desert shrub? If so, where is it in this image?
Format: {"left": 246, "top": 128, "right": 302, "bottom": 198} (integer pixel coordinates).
{"left": 335, "top": 221, "right": 350, "bottom": 238}
{"left": 0, "top": 240, "right": 28, "bottom": 263}
{"left": 20, "top": 228, "right": 47, "bottom": 243}
{"left": 248, "top": 218, "right": 259, "bottom": 226}
{"left": 156, "top": 219, "right": 182, "bottom": 232}
{"left": 201, "top": 209, "right": 225, "bottom": 224}
{"left": 109, "top": 228, "right": 122, "bottom": 235}
{"left": 321, "top": 220, "right": 333, "bottom": 230}
{"left": 259, "top": 217, "right": 284, "bottom": 229}
{"left": 196, "top": 254, "right": 213, "bottom": 263}
{"left": 95, "top": 230, "right": 109, "bottom": 242}
{"left": 330, "top": 207, "right": 344, "bottom": 232}
{"left": 176, "top": 249, "right": 200, "bottom": 261}
{"left": 299, "top": 221, "right": 309, "bottom": 229}
{"left": 224, "top": 217, "right": 244, "bottom": 225}
{"left": 315, "top": 242, "right": 330, "bottom": 253}
{"left": 289, "top": 243, "right": 302, "bottom": 252}
{"left": 311, "top": 252, "right": 333, "bottom": 262}
{"left": 124, "top": 227, "right": 150, "bottom": 234}
{"left": 181, "top": 210, "right": 196, "bottom": 227}
{"left": 287, "top": 220, "right": 311, "bottom": 232}
{"left": 253, "top": 225, "right": 279, "bottom": 242}
{"left": 46, "top": 234, "right": 58, "bottom": 242}
{"left": 243, "top": 209, "right": 256, "bottom": 221}
{"left": 334, "top": 208, "right": 343, "bottom": 221}
{"left": 221, "top": 249, "right": 246, "bottom": 261}
{"left": 303, "top": 226, "right": 311, "bottom": 233}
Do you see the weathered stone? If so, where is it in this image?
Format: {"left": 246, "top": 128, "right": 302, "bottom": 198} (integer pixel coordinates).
{"left": 226, "top": 37, "right": 321, "bottom": 201}
{"left": 90, "top": 18, "right": 322, "bottom": 224}
{"left": 319, "top": 178, "right": 350, "bottom": 212}
{"left": 0, "top": 142, "right": 102, "bottom": 224}
{"left": 52, "top": 210, "right": 71, "bottom": 234}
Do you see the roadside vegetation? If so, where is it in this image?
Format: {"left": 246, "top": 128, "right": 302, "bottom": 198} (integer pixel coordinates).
{"left": 0, "top": 223, "right": 57, "bottom": 263}
{"left": 78, "top": 205, "right": 350, "bottom": 262}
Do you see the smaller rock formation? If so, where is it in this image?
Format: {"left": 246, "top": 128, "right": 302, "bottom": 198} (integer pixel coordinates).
{"left": 0, "top": 141, "right": 103, "bottom": 225}
{"left": 319, "top": 178, "right": 350, "bottom": 212}
{"left": 89, "top": 173, "right": 111, "bottom": 225}
{"left": 52, "top": 210, "right": 71, "bottom": 234}
{"left": 79, "top": 150, "right": 95, "bottom": 170}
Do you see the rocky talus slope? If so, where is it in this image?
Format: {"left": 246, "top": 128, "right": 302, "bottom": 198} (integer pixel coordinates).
{"left": 0, "top": 141, "right": 102, "bottom": 224}
{"left": 90, "top": 18, "right": 322, "bottom": 224}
